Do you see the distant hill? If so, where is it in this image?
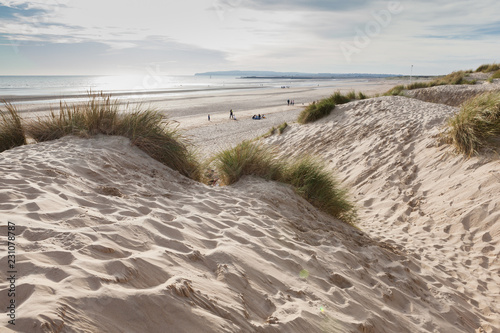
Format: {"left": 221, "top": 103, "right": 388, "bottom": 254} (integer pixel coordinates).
{"left": 195, "top": 70, "right": 399, "bottom": 79}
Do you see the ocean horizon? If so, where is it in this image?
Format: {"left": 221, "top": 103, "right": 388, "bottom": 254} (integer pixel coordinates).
{"left": 0, "top": 75, "right": 376, "bottom": 105}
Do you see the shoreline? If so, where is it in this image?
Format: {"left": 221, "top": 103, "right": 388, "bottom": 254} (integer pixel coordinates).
{"left": 5, "top": 77, "right": 411, "bottom": 156}
{"left": 1, "top": 85, "right": 267, "bottom": 104}
{"left": 2, "top": 85, "right": 498, "bottom": 332}
{"left": 8, "top": 78, "right": 409, "bottom": 116}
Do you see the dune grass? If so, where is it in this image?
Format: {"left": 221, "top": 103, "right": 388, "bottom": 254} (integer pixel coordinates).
{"left": 406, "top": 81, "right": 432, "bottom": 90}
{"left": 384, "top": 71, "right": 476, "bottom": 96}
{"left": 357, "top": 91, "right": 368, "bottom": 100}
{"left": 117, "top": 110, "right": 200, "bottom": 179}
{"left": 345, "top": 90, "right": 357, "bottom": 100}
{"left": 214, "top": 141, "right": 356, "bottom": 224}
{"left": 263, "top": 122, "right": 288, "bottom": 138}
{"left": 298, "top": 91, "right": 364, "bottom": 124}
{"left": 214, "top": 140, "right": 283, "bottom": 185}
{"left": 476, "top": 63, "right": 500, "bottom": 73}
{"left": 490, "top": 70, "right": 500, "bottom": 80}
{"left": 27, "top": 94, "right": 119, "bottom": 142}
{"left": 26, "top": 94, "right": 199, "bottom": 179}
{"left": 277, "top": 122, "right": 288, "bottom": 134}
{"left": 297, "top": 98, "right": 336, "bottom": 124}
{"left": 284, "top": 157, "right": 355, "bottom": 222}
{"left": 0, "top": 102, "right": 26, "bottom": 152}
{"left": 331, "top": 91, "right": 352, "bottom": 104}
{"left": 431, "top": 71, "right": 476, "bottom": 86}
{"left": 385, "top": 85, "right": 406, "bottom": 96}
{"left": 445, "top": 91, "right": 500, "bottom": 156}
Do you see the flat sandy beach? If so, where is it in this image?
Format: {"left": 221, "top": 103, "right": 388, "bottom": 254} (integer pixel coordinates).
{"left": 1, "top": 78, "right": 498, "bottom": 332}
{"left": 14, "top": 77, "right": 409, "bottom": 157}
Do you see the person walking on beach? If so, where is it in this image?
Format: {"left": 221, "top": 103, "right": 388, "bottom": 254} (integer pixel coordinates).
{"left": 229, "top": 109, "right": 234, "bottom": 119}
{"left": 287, "top": 99, "right": 290, "bottom": 106}
{"left": 208, "top": 114, "right": 210, "bottom": 121}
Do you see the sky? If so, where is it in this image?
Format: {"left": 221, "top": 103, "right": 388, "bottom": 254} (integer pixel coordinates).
{"left": 0, "top": 0, "right": 499, "bottom": 76}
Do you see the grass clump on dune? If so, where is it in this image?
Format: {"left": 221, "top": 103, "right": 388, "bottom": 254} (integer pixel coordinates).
{"left": 406, "top": 81, "right": 431, "bottom": 90}
{"left": 445, "top": 91, "right": 500, "bottom": 156}
{"left": 27, "top": 93, "right": 199, "bottom": 179}
{"left": 214, "top": 140, "right": 283, "bottom": 185}
{"left": 277, "top": 122, "right": 288, "bottom": 134}
{"left": 345, "top": 90, "right": 357, "bottom": 100}
{"left": 297, "top": 98, "right": 336, "bottom": 124}
{"left": 27, "top": 94, "right": 119, "bottom": 141}
{"left": 0, "top": 102, "right": 26, "bottom": 152}
{"left": 431, "top": 71, "right": 476, "bottom": 86}
{"left": 117, "top": 110, "right": 199, "bottom": 179}
{"left": 263, "top": 122, "right": 288, "bottom": 138}
{"left": 476, "top": 63, "right": 500, "bottom": 73}
{"left": 385, "top": 85, "right": 406, "bottom": 96}
{"left": 330, "top": 91, "right": 352, "bottom": 104}
{"left": 298, "top": 90, "right": 364, "bottom": 124}
{"left": 214, "top": 141, "right": 356, "bottom": 224}
{"left": 384, "top": 71, "right": 476, "bottom": 96}
{"left": 490, "top": 70, "right": 500, "bottom": 80}
{"left": 283, "top": 157, "right": 356, "bottom": 222}
{"left": 357, "top": 91, "right": 368, "bottom": 100}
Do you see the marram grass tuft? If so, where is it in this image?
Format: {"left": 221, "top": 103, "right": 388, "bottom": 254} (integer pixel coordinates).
{"left": 0, "top": 102, "right": 26, "bottom": 152}
{"left": 445, "top": 91, "right": 500, "bottom": 156}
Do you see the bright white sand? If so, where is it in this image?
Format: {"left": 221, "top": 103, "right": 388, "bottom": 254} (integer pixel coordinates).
{"left": 265, "top": 95, "right": 500, "bottom": 332}
{"left": 1, "top": 81, "right": 498, "bottom": 332}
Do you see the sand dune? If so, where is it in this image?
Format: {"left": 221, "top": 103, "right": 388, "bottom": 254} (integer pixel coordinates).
{"left": 0, "top": 133, "right": 492, "bottom": 332}
{"left": 406, "top": 81, "right": 500, "bottom": 106}
{"left": 1, "top": 88, "right": 499, "bottom": 332}
{"left": 266, "top": 96, "right": 500, "bottom": 332}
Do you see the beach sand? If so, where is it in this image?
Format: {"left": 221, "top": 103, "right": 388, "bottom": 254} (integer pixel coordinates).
{"left": 1, "top": 79, "right": 498, "bottom": 332}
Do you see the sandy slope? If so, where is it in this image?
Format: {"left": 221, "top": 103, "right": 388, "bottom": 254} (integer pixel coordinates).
{"left": 405, "top": 81, "right": 500, "bottom": 106}
{"left": 265, "top": 96, "right": 500, "bottom": 332}
{"left": 0, "top": 133, "right": 492, "bottom": 332}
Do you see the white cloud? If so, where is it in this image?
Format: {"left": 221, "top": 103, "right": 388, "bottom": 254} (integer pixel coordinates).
{"left": 1, "top": 0, "right": 500, "bottom": 74}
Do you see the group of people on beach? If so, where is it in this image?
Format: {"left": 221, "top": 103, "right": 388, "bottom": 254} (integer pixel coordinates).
{"left": 207, "top": 109, "right": 268, "bottom": 121}
{"left": 287, "top": 99, "right": 295, "bottom": 106}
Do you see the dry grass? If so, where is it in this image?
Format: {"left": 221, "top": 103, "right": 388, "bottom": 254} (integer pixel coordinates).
{"left": 283, "top": 157, "right": 356, "bottom": 223}
{"left": 298, "top": 91, "right": 364, "bottom": 124}
{"left": 26, "top": 93, "right": 200, "bottom": 179}
{"left": 214, "top": 141, "right": 356, "bottom": 224}
{"left": 277, "top": 122, "right": 288, "bottom": 134}
{"left": 0, "top": 102, "right": 26, "bottom": 152}
{"left": 476, "top": 63, "right": 500, "bottom": 73}
{"left": 214, "top": 140, "right": 283, "bottom": 185}
{"left": 490, "top": 70, "right": 500, "bottom": 80}
{"left": 297, "top": 98, "right": 336, "bottom": 124}
{"left": 431, "top": 71, "right": 476, "bottom": 86}
{"left": 445, "top": 91, "right": 500, "bottom": 156}
{"left": 385, "top": 85, "right": 406, "bottom": 96}
{"left": 26, "top": 94, "right": 119, "bottom": 141}
{"left": 117, "top": 109, "right": 200, "bottom": 179}
{"left": 384, "top": 71, "right": 476, "bottom": 96}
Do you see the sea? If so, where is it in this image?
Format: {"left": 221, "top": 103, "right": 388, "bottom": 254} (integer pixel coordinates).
{"left": 0, "top": 75, "right": 342, "bottom": 105}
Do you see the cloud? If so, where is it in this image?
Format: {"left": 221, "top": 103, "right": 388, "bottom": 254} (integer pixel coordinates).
{"left": 0, "top": 3, "right": 46, "bottom": 19}
{"left": 1, "top": 0, "right": 500, "bottom": 75}
{"left": 0, "top": 34, "right": 229, "bottom": 74}
{"left": 214, "top": 0, "right": 371, "bottom": 12}
{"left": 418, "top": 21, "right": 500, "bottom": 40}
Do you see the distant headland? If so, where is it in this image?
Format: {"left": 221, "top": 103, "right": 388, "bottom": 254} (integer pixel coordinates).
{"left": 195, "top": 70, "right": 401, "bottom": 79}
